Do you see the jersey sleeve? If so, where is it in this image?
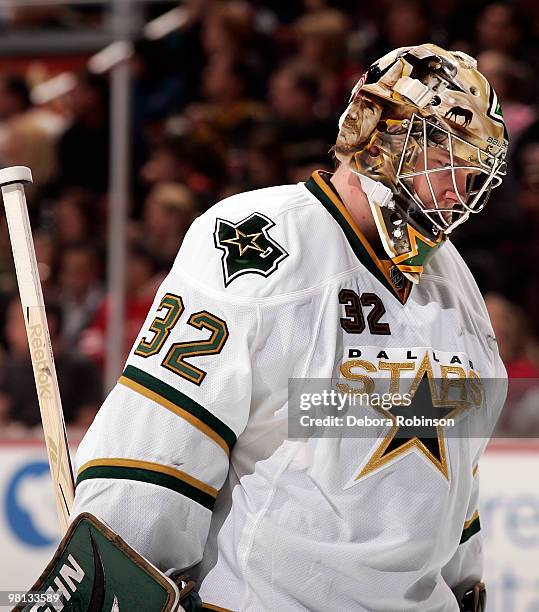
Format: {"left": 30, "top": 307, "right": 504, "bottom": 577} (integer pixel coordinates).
{"left": 71, "top": 227, "right": 257, "bottom": 571}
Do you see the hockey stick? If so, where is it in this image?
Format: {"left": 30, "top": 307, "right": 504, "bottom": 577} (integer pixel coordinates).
{"left": 0, "top": 166, "right": 75, "bottom": 534}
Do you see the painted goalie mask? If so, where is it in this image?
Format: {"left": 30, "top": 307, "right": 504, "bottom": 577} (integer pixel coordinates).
{"left": 335, "top": 43, "right": 508, "bottom": 283}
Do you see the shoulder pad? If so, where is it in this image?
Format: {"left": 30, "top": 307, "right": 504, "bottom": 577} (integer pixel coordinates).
{"left": 176, "top": 185, "right": 306, "bottom": 297}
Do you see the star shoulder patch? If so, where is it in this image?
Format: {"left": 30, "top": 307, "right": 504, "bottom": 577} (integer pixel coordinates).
{"left": 214, "top": 212, "right": 288, "bottom": 286}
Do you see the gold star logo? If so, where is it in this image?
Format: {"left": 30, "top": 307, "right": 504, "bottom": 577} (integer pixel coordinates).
{"left": 222, "top": 229, "right": 264, "bottom": 256}
{"left": 351, "top": 354, "right": 470, "bottom": 483}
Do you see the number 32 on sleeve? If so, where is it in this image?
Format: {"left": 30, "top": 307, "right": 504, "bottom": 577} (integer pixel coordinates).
{"left": 134, "top": 293, "right": 229, "bottom": 385}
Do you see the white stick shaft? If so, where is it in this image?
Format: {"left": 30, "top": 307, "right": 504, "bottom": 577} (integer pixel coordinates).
{"left": 1, "top": 181, "right": 75, "bottom": 534}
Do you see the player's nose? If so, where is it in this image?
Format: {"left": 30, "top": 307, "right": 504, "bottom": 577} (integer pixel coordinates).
{"left": 446, "top": 167, "right": 470, "bottom": 203}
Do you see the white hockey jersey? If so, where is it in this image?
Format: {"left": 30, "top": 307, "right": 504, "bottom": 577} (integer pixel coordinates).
{"left": 73, "top": 171, "right": 507, "bottom": 611}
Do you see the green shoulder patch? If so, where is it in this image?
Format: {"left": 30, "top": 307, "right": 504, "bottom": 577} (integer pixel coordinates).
{"left": 214, "top": 212, "right": 288, "bottom": 286}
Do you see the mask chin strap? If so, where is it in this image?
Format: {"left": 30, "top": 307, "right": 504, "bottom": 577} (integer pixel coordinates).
{"left": 353, "top": 172, "right": 421, "bottom": 284}
{"left": 355, "top": 173, "right": 394, "bottom": 209}
{"left": 353, "top": 172, "right": 398, "bottom": 260}
{"left": 355, "top": 172, "right": 447, "bottom": 285}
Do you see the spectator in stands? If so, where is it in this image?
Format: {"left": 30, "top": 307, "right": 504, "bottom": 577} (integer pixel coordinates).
{"left": 293, "top": 8, "right": 351, "bottom": 110}
{"left": 52, "top": 187, "right": 101, "bottom": 249}
{"left": 131, "top": 38, "right": 185, "bottom": 125}
{"left": 485, "top": 293, "right": 539, "bottom": 379}
{"left": 516, "top": 123, "right": 539, "bottom": 335}
{"left": 364, "top": 1, "right": 431, "bottom": 66}
{"left": 477, "top": 50, "right": 536, "bottom": 139}
{"left": 0, "top": 396, "right": 9, "bottom": 431}
{"left": 0, "top": 74, "right": 30, "bottom": 121}
{"left": 485, "top": 293, "right": 539, "bottom": 436}
{"left": 5, "top": 5, "right": 66, "bottom": 28}
{"left": 79, "top": 241, "right": 162, "bottom": 370}
{"left": 268, "top": 64, "right": 335, "bottom": 172}
{"left": 132, "top": 182, "right": 198, "bottom": 271}
{"left": 33, "top": 230, "right": 56, "bottom": 291}
{"left": 57, "top": 70, "right": 109, "bottom": 193}
{"left": 475, "top": 2, "right": 528, "bottom": 57}
{"left": 0, "top": 296, "right": 102, "bottom": 431}
{"left": 194, "top": 54, "right": 268, "bottom": 150}
{"left": 140, "top": 134, "right": 226, "bottom": 209}
{"left": 268, "top": 64, "right": 321, "bottom": 130}
{"left": 0, "top": 113, "right": 58, "bottom": 203}
{"left": 201, "top": 0, "right": 270, "bottom": 81}
{"left": 202, "top": 1, "right": 256, "bottom": 59}
{"left": 243, "top": 128, "right": 287, "bottom": 190}
{"left": 57, "top": 242, "right": 104, "bottom": 347}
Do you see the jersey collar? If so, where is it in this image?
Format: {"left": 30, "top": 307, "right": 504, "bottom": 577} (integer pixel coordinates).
{"left": 305, "top": 170, "right": 412, "bottom": 304}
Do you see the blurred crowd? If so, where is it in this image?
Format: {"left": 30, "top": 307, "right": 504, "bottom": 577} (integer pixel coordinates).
{"left": 0, "top": 0, "right": 538, "bottom": 437}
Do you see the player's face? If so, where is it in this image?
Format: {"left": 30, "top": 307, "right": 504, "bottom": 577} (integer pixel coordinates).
{"left": 412, "top": 147, "right": 478, "bottom": 222}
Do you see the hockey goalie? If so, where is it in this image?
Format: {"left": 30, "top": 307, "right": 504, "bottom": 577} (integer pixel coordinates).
{"left": 31, "top": 44, "right": 509, "bottom": 612}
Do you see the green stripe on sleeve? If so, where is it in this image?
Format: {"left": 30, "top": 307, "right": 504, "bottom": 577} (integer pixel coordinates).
{"left": 77, "top": 464, "right": 216, "bottom": 511}
{"left": 123, "top": 365, "right": 237, "bottom": 453}
{"left": 460, "top": 515, "right": 481, "bottom": 544}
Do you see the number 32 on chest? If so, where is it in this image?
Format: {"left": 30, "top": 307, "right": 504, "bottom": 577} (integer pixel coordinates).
{"left": 339, "top": 289, "right": 391, "bottom": 336}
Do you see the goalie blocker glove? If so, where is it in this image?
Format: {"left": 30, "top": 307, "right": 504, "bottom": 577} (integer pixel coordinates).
{"left": 13, "top": 513, "right": 201, "bottom": 612}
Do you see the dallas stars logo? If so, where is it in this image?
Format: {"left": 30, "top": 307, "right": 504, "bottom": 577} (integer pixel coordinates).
{"left": 346, "top": 354, "right": 472, "bottom": 486}
{"left": 215, "top": 213, "right": 288, "bottom": 286}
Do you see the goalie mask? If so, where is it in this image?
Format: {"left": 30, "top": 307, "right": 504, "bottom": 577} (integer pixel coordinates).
{"left": 335, "top": 43, "right": 508, "bottom": 283}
